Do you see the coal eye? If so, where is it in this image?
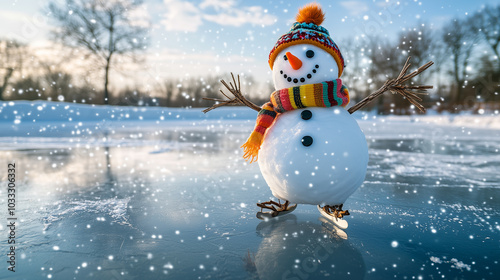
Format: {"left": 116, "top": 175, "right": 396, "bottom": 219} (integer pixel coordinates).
{"left": 301, "top": 110, "right": 312, "bottom": 120}
{"left": 283, "top": 55, "right": 288, "bottom": 61}
{"left": 302, "top": 136, "right": 313, "bottom": 147}
{"left": 306, "top": 50, "right": 314, "bottom": 58}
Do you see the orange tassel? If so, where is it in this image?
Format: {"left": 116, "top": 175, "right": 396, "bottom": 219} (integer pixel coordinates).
{"left": 296, "top": 3, "right": 325, "bottom": 25}
{"left": 241, "top": 131, "right": 264, "bottom": 163}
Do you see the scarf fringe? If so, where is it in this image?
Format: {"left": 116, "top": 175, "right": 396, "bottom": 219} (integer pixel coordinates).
{"left": 241, "top": 131, "right": 263, "bottom": 163}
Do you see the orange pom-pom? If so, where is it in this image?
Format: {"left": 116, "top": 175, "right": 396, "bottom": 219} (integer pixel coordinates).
{"left": 296, "top": 3, "right": 325, "bottom": 25}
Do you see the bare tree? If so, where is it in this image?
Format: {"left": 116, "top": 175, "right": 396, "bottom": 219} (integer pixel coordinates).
{"left": 366, "top": 36, "right": 406, "bottom": 113}
{"left": 469, "top": 4, "right": 500, "bottom": 104}
{"left": 155, "top": 80, "right": 178, "bottom": 107}
{"left": 427, "top": 30, "right": 449, "bottom": 109}
{"left": 341, "top": 37, "right": 370, "bottom": 104}
{"left": 10, "top": 76, "right": 44, "bottom": 101}
{"left": 0, "top": 39, "right": 27, "bottom": 100}
{"left": 43, "top": 70, "right": 73, "bottom": 100}
{"left": 472, "top": 5, "right": 500, "bottom": 63}
{"left": 442, "top": 17, "right": 479, "bottom": 107}
{"left": 367, "top": 36, "right": 404, "bottom": 88}
{"left": 473, "top": 53, "right": 500, "bottom": 103}
{"left": 398, "top": 23, "right": 436, "bottom": 82}
{"left": 47, "top": 0, "right": 150, "bottom": 104}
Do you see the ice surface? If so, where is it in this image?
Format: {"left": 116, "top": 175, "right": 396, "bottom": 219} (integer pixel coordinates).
{"left": 42, "top": 197, "right": 133, "bottom": 231}
{"left": 0, "top": 101, "right": 499, "bottom": 279}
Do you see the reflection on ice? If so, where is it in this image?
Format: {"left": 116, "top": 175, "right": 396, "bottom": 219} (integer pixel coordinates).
{"left": 250, "top": 215, "right": 364, "bottom": 280}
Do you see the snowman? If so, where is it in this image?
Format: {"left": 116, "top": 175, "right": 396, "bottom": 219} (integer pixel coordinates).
{"left": 204, "top": 3, "right": 432, "bottom": 228}
{"left": 237, "top": 3, "right": 367, "bottom": 227}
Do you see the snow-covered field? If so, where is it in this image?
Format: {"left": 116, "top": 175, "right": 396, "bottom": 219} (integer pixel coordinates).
{"left": 0, "top": 100, "right": 499, "bottom": 279}
{"left": 1, "top": 100, "right": 499, "bottom": 141}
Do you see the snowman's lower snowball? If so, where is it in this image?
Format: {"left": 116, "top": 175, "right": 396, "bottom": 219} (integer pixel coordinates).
{"left": 258, "top": 107, "right": 368, "bottom": 206}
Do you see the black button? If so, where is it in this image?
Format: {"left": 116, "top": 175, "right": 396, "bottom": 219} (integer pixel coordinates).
{"left": 300, "top": 77, "right": 305, "bottom": 82}
{"left": 293, "top": 78, "right": 298, "bottom": 83}
{"left": 301, "top": 110, "right": 312, "bottom": 120}
{"left": 302, "top": 136, "right": 313, "bottom": 147}
{"left": 307, "top": 74, "right": 312, "bottom": 78}
{"left": 306, "top": 50, "right": 315, "bottom": 58}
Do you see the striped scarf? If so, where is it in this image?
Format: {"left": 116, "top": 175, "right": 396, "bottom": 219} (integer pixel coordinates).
{"left": 242, "top": 79, "right": 349, "bottom": 162}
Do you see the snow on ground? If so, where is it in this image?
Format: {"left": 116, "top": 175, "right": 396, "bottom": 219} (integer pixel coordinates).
{"left": 384, "top": 113, "right": 500, "bottom": 130}
{"left": 0, "top": 100, "right": 256, "bottom": 138}
{"left": 0, "top": 100, "right": 499, "bottom": 137}
{"left": 0, "top": 100, "right": 256, "bottom": 123}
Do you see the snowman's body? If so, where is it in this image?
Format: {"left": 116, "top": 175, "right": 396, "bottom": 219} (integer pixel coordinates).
{"left": 258, "top": 107, "right": 368, "bottom": 205}
{"left": 257, "top": 42, "right": 368, "bottom": 206}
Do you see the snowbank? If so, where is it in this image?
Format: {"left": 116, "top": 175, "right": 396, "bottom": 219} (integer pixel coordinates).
{"left": 0, "top": 100, "right": 256, "bottom": 123}
{"left": 0, "top": 100, "right": 260, "bottom": 137}
{"left": 383, "top": 114, "right": 500, "bottom": 130}
{"left": 1, "top": 101, "right": 499, "bottom": 138}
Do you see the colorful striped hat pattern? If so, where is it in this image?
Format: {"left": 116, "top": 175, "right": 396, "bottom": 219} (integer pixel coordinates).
{"left": 268, "top": 3, "right": 345, "bottom": 77}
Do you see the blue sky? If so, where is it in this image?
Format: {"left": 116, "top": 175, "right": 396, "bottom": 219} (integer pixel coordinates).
{"left": 0, "top": 0, "right": 497, "bottom": 88}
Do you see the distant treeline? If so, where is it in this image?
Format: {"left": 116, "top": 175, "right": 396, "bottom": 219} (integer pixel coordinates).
{"left": 0, "top": 1, "right": 499, "bottom": 114}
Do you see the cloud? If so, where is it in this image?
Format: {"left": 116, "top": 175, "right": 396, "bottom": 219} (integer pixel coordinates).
{"left": 126, "top": 3, "right": 152, "bottom": 28}
{"left": 161, "top": 0, "right": 204, "bottom": 32}
{"left": 160, "top": 0, "right": 276, "bottom": 32}
{"left": 199, "top": 0, "right": 235, "bottom": 10}
{"left": 0, "top": 9, "right": 51, "bottom": 43}
{"left": 0, "top": 10, "right": 29, "bottom": 23}
{"left": 340, "top": 1, "right": 369, "bottom": 16}
{"left": 143, "top": 47, "right": 257, "bottom": 78}
{"left": 203, "top": 5, "right": 276, "bottom": 27}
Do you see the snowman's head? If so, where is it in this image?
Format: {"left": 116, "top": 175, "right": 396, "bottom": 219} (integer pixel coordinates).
{"left": 272, "top": 44, "right": 338, "bottom": 90}
{"left": 268, "top": 3, "right": 345, "bottom": 90}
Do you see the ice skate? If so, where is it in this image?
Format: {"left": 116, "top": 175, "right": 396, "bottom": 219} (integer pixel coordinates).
{"left": 256, "top": 199, "right": 297, "bottom": 220}
{"left": 317, "top": 204, "right": 349, "bottom": 229}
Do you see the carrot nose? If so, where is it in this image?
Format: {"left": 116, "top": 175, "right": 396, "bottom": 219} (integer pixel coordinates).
{"left": 286, "top": 52, "right": 302, "bottom": 70}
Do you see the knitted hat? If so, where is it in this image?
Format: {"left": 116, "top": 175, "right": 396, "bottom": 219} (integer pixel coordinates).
{"left": 268, "top": 3, "right": 345, "bottom": 77}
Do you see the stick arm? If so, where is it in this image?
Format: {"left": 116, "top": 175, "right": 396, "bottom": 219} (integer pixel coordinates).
{"left": 203, "top": 73, "right": 261, "bottom": 113}
{"left": 347, "top": 57, "right": 434, "bottom": 114}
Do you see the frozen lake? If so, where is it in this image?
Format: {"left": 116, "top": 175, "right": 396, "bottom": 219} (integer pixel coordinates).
{"left": 0, "top": 102, "right": 499, "bottom": 279}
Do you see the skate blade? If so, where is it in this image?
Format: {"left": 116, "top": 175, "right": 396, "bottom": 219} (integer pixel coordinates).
{"left": 256, "top": 204, "right": 297, "bottom": 220}
{"left": 317, "top": 205, "right": 349, "bottom": 230}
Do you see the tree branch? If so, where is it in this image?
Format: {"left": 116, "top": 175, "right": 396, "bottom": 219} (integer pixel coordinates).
{"left": 203, "top": 73, "right": 261, "bottom": 113}
{"left": 348, "top": 57, "right": 434, "bottom": 114}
